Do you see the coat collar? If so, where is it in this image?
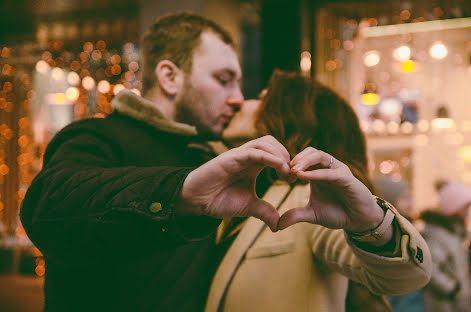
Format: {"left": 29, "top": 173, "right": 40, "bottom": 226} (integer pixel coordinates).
{"left": 205, "top": 182, "right": 293, "bottom": 312}
{"left": 111, "top": 90, "right": 198, "bottom": 136}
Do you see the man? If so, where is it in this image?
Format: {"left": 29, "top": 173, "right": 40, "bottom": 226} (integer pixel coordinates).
{"left": 20, "top": 12, "right": 289, "bottom": 311}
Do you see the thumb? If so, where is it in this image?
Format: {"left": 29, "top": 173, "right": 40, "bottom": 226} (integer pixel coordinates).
{"left": 248, "top": 198, "right": 280, "bottom": 232}
{"left": 278, "top": 207, "right": 315, "bottom": 230}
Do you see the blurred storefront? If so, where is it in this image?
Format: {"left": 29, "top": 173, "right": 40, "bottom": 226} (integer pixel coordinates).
{"left": 311, "top": 1, "right": 471, "bottom": 219}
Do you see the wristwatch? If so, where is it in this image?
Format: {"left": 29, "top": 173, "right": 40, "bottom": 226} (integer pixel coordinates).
{"left": 347, "top": 196, "right": 395, "bottom": 242}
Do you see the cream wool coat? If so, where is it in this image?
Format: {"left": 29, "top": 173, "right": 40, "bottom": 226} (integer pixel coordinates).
{"left": 206, "top": 182, "right": 432, "bottom": 312}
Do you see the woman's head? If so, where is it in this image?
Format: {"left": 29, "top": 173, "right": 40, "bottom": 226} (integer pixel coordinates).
{"left": 223, "top": 69, "right": 371, "bottom": 189}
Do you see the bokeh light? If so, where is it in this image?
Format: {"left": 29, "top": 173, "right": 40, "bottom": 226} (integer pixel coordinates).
{"left": 67, "top": 72, "right": 80, "bottom": 86}
{"left": 97, "top": 80, "right": 111, "bottom": 94}
{"left": 364, "top": 50, "right": 380, "bottom": 67}
{"left": 113, "top": 84, "right": 125, "bottom": 95}
{"left": 362, "top": 93, "right": 379, "bottom": 105}
{"left": 430, "top": 42, "right": 448, "bottom": 59}
{"left": 65, "top": 87, "right": 79, "bottom": 101}
{"left": 82, "top": 76, "right": 96, "bottom": 90}
{"left": 402, "top": 61, "right": 415, "bottom": 72}
{"left": 35, "top": 60, "right": 50, "bottom": 74}
{"left": 393, "top": 46, "right": 411, "bottom": 61}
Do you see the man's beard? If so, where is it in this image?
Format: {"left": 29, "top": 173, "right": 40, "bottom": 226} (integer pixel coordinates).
{"left": 175, "top": 80, "right": 220, "bottom": 140}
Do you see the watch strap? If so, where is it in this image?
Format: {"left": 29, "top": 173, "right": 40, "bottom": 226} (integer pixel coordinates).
{"left": 347, "top": 196, "right": 395, "bottom": 242}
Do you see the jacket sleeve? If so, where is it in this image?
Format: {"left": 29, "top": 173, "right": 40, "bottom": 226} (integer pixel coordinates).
{"left": 20, "top": 125, "right": 220, "bottom": 265}
{"left": 310, "top": 207, "right": 432, "bottom": 296}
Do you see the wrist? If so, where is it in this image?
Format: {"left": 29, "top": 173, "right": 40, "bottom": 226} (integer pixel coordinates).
{"left": 346, "top": 196, "right": 395, "bottom": 245}
{"left": 175, "top": 172, "right": 206, "bottom": 216}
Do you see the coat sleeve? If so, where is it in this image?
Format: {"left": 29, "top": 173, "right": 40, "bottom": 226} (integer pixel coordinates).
{"left": 309, "top": 207, "right": 432, "bottom": 296}
{"left": 20, "top": 123, "right": 220, "bottom": 265}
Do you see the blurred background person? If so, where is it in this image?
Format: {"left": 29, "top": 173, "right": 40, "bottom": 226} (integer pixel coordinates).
{"left": 205, "top": 70, "right": 431, "bottom": 312}
{"left": 419, "top": 181, "right": 471, "bottom": 312}
{"left": 374, "top": 175, "right": 426, "bottom": 312}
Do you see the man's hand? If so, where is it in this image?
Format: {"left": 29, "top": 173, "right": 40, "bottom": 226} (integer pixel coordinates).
{"left": 278, "top": 147, "right": 385, "bottom": 234}
{"left": 177, "top": 136, "right": 292, "bottom": 232}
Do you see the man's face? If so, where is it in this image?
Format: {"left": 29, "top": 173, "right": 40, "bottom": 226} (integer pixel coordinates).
{"left": 175, "top": 31, "right": 243, "bottom": 139}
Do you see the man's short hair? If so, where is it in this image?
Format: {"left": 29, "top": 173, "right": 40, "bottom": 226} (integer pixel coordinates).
{"left": 141, "top": 11, "right": 234, "bottom": 95}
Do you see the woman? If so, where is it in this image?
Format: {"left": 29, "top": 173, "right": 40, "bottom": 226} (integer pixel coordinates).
{"left": 205, "top": 70, "right": 432, "bottom": 312}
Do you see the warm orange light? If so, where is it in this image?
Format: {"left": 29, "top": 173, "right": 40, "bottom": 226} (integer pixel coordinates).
{"left": 110, "top": 54, "right": 121, "bottom": 64}
{"left": 94, "top": 113, "right": 106, "bottom": 118}
{"left": 2, "top": 128, "right": 13, "bottom": 140}
{"left": 96, "top": 40, "right": 106, "bottom": 50}
{"left": 111, "top": 64, "right": 121, "bottom": 75}
{"left": 83, "top": 42, "right": 93, "bottom": 53}
{"left": 18, "top": 117, "right": 29, "bottom": 129}
{"left": 66, "top": 87, "right": 79, "bottom": 101}
{"left": 3, "top": 81, "right": 12, "bottom": 92}
{"left": 0, "top": 164, "right": 9, "bottom": 175}
{"left": 343, "top": 40, "right": 354, "bottom": 51}
{"left": 1, "top": 47, "right": 11, "bottom": 58}
{"left": 18, "top": 135, "right": 29, "bottom": 148}
{"left": 35, "top": 265, "right": 45, "bottom": 277}
{"left": 128, "top": 61, "right": 139, "bottom": 72}
{"left": 325, "top": 60, "right": 337, "bottom": 71}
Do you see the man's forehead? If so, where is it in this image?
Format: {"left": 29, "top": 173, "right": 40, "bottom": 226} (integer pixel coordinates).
{"left": 193, "top": 31, "right": 241, "bottom": 77}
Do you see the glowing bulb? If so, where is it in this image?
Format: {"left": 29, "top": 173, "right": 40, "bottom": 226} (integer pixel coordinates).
{"left": 53, "top": 93, "right": 67, "bottom": 104}
{"left": 300, "top": 51, "right": 311, "bottom": 72}
{"left": 51, "top": 68, "right": 65, "bottom": 81}
{"left": 65, "top": 87, "right": 79, "bottom": 101}
{"left": 373, "top": 120, "right": 386, "bottom": 133}
{"left": 430, "top": 42, "right": 448, "bottom": 59}
{"left": 394, "top": 46, "right": 411, "bottom": 61}
{"left": 379, "top": 98, "right": 402, "bottom": 116}
{"left": 67, "top": 72, "right": 80, "bottom": 86}
{"left": 402, "top": 61, "right": 415, "bottom": 73}
{"left": 97, "top": 80, "right": 111, "bottom": 93}
{"left": 432, "top": 117, "right": 454, "bottom": 129}
{"left": 364, "top": 51, "right": 380, "bottom": 67}
{"left": 400, "top": 121, "right": 414, "bottom": 133}
{"left": 362, "top": 93, "right": 379, "bottom": 105}
{"left": 35, "top": 60, "right": 50, "bottom": 74}
{"left": 82, "top": 76, "right": 95, "bottom": 90}
{"left": 113, "top": 84, "right": 125, "bottom": 95}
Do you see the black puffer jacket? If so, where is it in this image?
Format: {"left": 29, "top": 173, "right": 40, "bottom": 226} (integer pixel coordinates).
{"left": 20, "top": 90, "right": 221, "bottom": 312}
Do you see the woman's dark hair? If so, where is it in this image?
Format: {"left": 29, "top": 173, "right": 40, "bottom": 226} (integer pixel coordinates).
{"left": 257, "top": 69, "right": 372, "bottom": 190}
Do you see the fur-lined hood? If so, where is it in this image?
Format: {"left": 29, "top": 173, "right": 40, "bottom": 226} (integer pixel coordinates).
{"left": 111, "top": 90, "right": 198, "bottom": 136}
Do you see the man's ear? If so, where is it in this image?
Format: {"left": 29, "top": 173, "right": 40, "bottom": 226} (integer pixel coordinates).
{"left": 155, "top": 60, "right": 183, "bottom": 96}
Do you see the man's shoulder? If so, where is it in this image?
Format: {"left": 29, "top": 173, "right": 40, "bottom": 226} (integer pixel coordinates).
{"left": 54, "top": 112, "right": 143, "bottom": 138}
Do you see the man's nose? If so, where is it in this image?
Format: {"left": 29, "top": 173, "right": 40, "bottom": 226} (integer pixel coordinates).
{"left": 227, "top": 87, "right": 244, "bottom": 111}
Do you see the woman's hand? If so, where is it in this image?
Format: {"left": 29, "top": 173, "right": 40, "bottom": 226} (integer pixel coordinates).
{"left": 178, "top": 135, "right": 293, "bottom": 232}
{"left": 278, "top": 147, "right": 384, "bottom": 232}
